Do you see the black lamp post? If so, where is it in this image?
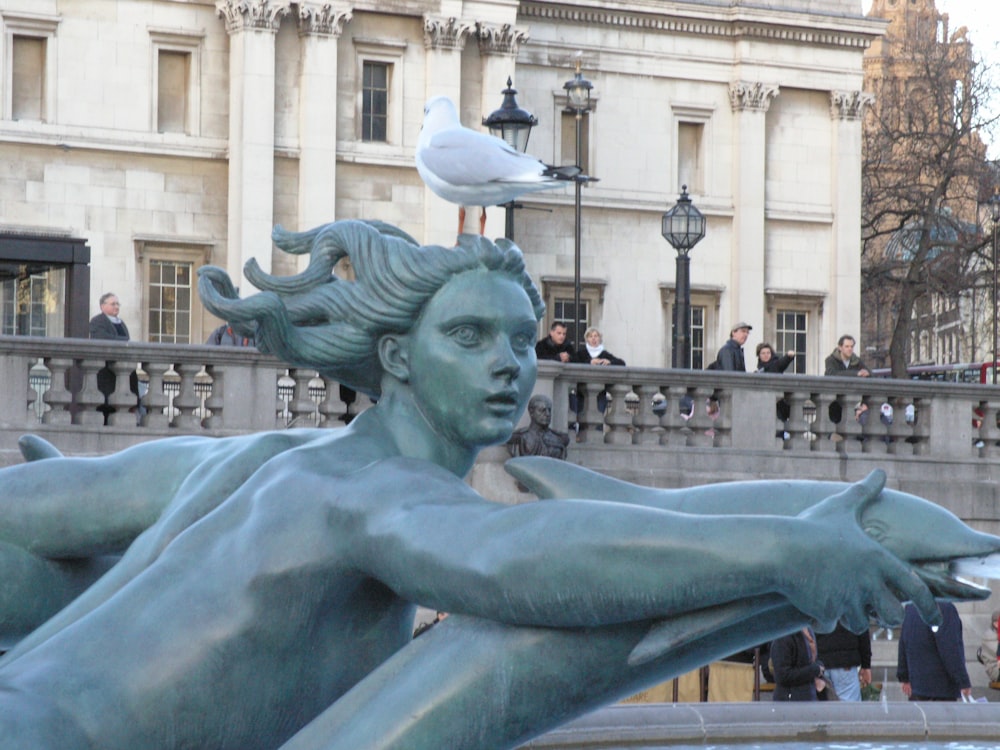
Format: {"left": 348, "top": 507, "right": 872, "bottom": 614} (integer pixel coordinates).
{"left": 564, "top": 58, "right": 593, "bottom": 350}
{"left": 661, "top": 185, "right": 706, "bottom": 368}
{"left": 991, "top": 191, "right": 1000, "bottom": 384}
{"left": 483, "top": 77, "right": 537, "bottom": 241}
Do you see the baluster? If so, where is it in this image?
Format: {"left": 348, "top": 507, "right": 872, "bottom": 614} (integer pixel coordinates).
{"left": 27, "top": 358, "right": 52, "bottom": 424}
{"left": 75, "top": 357, "right": 109, "bottom": 426}
{"left": 143, "top": 362, "right": 174, "bottom": 429}
{"left": 909, "top": 397, "right": 929, "bottom": 455}
{"left": 135, "top": 363, "right": 151, "bottom": 428}
{"left": 106, "top": 360, "right": 138, "bottom": 427}
{"left": 576, "top": 380, "right": 606, "bottom": 444}
{"left": 810, "top": 392, "right": 839, "bottom": 450}
{"left": 288, "top": 369, "right": 317, "bottom": 427}
{"left": 276, "top": 370, "right": 295, "bottom": 428}
{"left": 633, "top": 383, "right": 663, "bottom": 445}
{"left": 43, "top": 357, "right": 74, "bottom": 426}
{"left": 307, "top": 373, "right": 328, "bottom": 427}
{"left": 605, "top": 383, "right": 634, "bottom": 445}
{"left": 193, "top": 366, "right": 215, "bottom": 427}
{"left": 978, "top": 401, "right": 1000, "bottom": 458}
{"left": 203, "top": 365, "right": 225, "bottom": 427}
{"left": 172, "top": 363, "right": 205, "bottom": 430}
{"left": 784, "top": 391, "right": 809, "bottom": 452}
{"left": 840, "top": 392, "right": 868, "bottom": 454}
{"left": 663, "top": 385, "right": 693, "bottom": 446}
{"left": 160, "top": 364, "right": 183, "bottom": 428}
{"left": 687, "top": 386, "right": 718, "bottom": 448}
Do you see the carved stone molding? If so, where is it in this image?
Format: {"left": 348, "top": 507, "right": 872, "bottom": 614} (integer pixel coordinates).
{"left": 729, "top": 81, "right": 780, "bottom": 112}
{"left": 215, "top": 0, "right": 291, "bottom": 33}
{"left": 297, "top": 3, "right": 352, "bottom": 36}
{"left": 476, "top": 22, "right": 529, "bottom": 56}
{"left": 423, "top": 15, "right": 474, "bottom": 51}
{"left": 830, "top": 90, "right": 875, "bottom": 120}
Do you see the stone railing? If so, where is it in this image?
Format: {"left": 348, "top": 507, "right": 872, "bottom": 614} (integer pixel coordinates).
{"left": 0, "top": 337, "right": 372, "bottom": 461}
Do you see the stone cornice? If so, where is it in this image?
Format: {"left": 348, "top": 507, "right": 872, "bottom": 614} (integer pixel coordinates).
{"left": 215, "top": 0, "right": 290, "bottom": 33}
{"left": 830, "top": 90, "right": 875, "bottom": 120}
{"left": 297, "top": 3, "right": 352, "bottom": 36}
{"left": 423, "top": 15, "right": 474, "bottom": 51}
{"left": 476, "top": 22, "right": 529, "bottom": 57}
{"left": 729, "top": 81, "right": 779, "bottom": 112}
{"left": 520, "top": 2, "right": 878, "bottom": 51}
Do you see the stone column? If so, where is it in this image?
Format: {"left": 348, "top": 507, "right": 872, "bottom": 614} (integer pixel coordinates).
{"left": 216, "top": 0, "right": 290, "bottom": 281}
{"left": 728, "top": 81, "right": 778, "bottom": 341}
{"left": 422, "top": 15, "right": 474, "bottom": 247}
{"left": 829, "top": 90, "right": 874, "bottom": 352}
{"left": 477, "top": 22, "right": 529, "bottom": 240}
{"left": 297, "top": 4, "right": 352, "bottom": 234}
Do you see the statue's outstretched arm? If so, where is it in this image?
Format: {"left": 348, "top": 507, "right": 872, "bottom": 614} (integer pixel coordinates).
{"left": 354, "top": 462, "right": 940, "bottom": 634}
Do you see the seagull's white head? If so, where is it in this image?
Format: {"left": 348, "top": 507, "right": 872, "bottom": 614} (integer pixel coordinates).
{"left": 421, "top": 96, "right": 460, "bottom": 139}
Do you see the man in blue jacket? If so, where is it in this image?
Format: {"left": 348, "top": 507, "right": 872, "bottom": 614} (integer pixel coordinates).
{"left": 897, "top": 601, "right": 972, "bottom": 701}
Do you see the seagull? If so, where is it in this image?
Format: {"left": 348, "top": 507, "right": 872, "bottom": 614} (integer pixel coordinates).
{"left": 416, "top": 96, "right": 582, "bottom": 236}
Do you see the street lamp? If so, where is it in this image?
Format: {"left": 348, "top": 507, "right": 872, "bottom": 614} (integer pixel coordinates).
{"left": 483, "top": 77, "right": 537, "bottom": 241}
{"left": 564, "top": 58, "right": 593, "bottom": 350}
{"left": 661, "top": 185, "right": 706, "bottom": 368}
{"left": 990, "top": 191, "right": 1000, "bottom": 384}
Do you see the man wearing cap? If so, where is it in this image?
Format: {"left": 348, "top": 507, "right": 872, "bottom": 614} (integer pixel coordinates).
{"left": 715, "top": 322, "right": 752, "bottom": 371}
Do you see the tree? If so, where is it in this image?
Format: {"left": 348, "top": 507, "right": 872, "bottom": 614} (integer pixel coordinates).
{"left": 861, "top": 12, "right": 998, "bottom": 377}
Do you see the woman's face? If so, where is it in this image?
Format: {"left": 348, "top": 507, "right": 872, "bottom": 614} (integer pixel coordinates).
{"left": 586, "top": 330, "right": 602, "bottom": 347}
{"left": 759, "top": 347, "right": 773, "bottom": 362}
{"left": 403, "top": 270, "right": 538, "bottom": 449}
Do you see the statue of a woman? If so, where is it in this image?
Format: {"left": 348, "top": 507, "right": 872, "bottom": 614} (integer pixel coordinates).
{"left": 0, "top": 221, "right": 958, "bottom": 749}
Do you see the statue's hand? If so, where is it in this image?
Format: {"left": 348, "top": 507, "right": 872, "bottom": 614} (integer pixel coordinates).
{"left": 789, "top": 470, "right": 941, "bottom": 633}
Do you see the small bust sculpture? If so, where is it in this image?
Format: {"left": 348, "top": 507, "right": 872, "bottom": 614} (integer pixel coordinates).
{"left": 507, "top": 394, "right": 570, "bottom": 460}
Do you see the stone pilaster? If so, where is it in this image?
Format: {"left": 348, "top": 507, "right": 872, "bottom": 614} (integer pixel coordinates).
{"left": 476, "top": 21, "right": 530, "bottom": 239}
{"left": 215, "top": 0, "right": 291, "bottom": 280}
{"left": 296, "top": 4, "right": 352, "bottom": 234}
{"left": 728, "top": 81, "right": 779, "bottom": 339}
{"left": 828, "top": 90, "right": 872, "bottom": 351}
{"left": 421, "top": 15, "right": 475, "bottom": 246}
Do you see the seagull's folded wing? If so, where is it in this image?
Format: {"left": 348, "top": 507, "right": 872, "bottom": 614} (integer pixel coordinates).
{"left": 422, "top": 129, "right": 544, "bottom": 186}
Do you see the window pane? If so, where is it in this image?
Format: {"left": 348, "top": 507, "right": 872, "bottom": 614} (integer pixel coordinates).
{"left": 157, "top": 50, "right": 189, "bottom": 134}
{"left": 362, "top": 61, "right": 390, "bottom": 143}
{"left": 148, "top": 259, "right": 193, "bottom": 343}
{"left": 776, "top": 309, "right": 808, "bottom": 373}
{"left": 12, "top": 36, "right": 45, "bottom": 121}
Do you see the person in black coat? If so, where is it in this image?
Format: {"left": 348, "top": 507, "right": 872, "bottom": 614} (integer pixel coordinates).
{"left": 715, "top": 322, "right": 751, "bottom": 372}
{"left": 755, "top": 343, "right": 795, "bottom": 374}
{"left": 572, "top": 327, "right": 625, "bottom": 423}
{"left": 770, "top": 627, "right": 827, "bottom": 702}
{"left": 88, "top": 293, "right": 129, "bottom": 341}
{"left": 535, "top": 322, "right": 574, "bottom": 363}
{"left": 897, "top": 601, "right": 972, "bottom": 701}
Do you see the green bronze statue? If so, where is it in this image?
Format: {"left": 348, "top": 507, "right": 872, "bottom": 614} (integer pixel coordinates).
{"left": 0, "top": 220, "right": 998, "bottom": 750}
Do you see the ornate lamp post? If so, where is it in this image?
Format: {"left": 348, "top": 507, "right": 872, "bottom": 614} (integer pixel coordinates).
{"left": 564, "top": 58, "right": 593, "bottom": 350}
{"left": 661, "top": 186, "right": 706, "bottom": 368}
{"left": 483, "top": 77, "right": 537, "bottom": 241}
{"left": 991, "top": 191, "right": 1000, "bottom": 384}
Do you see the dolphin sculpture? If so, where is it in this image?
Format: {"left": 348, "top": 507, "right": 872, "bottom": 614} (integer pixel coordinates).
{"left": 504, "top": 457, "right": 1000, "bottom": 665}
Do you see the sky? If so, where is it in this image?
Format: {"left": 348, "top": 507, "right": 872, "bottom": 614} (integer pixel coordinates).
{"left": 866, "top": 0, "right": 1000, "bottom": 157}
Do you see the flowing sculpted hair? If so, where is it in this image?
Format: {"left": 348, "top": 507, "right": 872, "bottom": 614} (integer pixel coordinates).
{"left": 198, "top": 220, "right": 545, "bottom": 398}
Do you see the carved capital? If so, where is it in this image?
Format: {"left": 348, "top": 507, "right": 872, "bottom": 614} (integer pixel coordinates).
{"left": 476, "top": 22, "right": 529, "bottom": 56}
{"left": 729, "top": 81, "right": 779, "bottom": 112}
{"left": 830, "top": 90, "right": 875, "bottom": 120}
{"left": 423, "top": 15, "right": 474, "bottom": 51}
{"left": 216, "top": 0, "right": 291, "bottom": 33}
{"left": 297, "top": 3, "right": 352, "bottom": 36}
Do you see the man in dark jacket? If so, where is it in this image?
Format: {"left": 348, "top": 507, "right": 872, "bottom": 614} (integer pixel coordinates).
{"left": 89, "top": 293, "right": 129, "bottom": 341}
{"left": 823, "top": 334, "right": 870, "bottom": 377}
{"left": 897, "top": 601, "right": 972, "bottom": 701}
{"left": 715, "top": 322, "right": 751, "bottom": 372}
{"left": 770, "top": 627, "right": 828, "bottom": 702}
{"left": 815, "top": 624, "right": 872, "bottom": 701}
{"left": 535, "top": 322, "right": 573, "bottom": 363}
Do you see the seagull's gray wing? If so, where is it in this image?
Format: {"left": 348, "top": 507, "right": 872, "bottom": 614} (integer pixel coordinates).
{"left": 420, "top": 128, "right": 543, "bottom": 186}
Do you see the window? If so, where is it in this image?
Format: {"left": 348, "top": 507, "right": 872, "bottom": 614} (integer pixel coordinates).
{"left": 775, "top": 309, "right": 807, "bottom": 373}
{"left": 0, "top": 265, "right": 65, "bottom": 336}
{"left": 677, "top": 122, "right": 704, "bottom": 194}
{"left": 11, "top": 35, "right": 44, "bottom": 120}
{"left": 135, "top": 239, "right": 212, "bottom": 343}
{"left": 157, "top": 50, "right": 189, "bottom": 133}
{"left": 3, "top": 13, "right": 59, "bottom": 122}
{"left": 361, "top": 61, "right": 388, "bottom": 142}
{"left": 540, "top": 277, "right": 607, "bottom": 349}
{"left": 671, "top": 105, "right": 713, "bottom": 196}
{"left": 660, "top": 284, "right": 722, "bottom": 369}
{"left": 353, "top": 38, "right": 405, "bottom": 146}
{"left": 149, "top": 28, "right": 203, "bottom": 136}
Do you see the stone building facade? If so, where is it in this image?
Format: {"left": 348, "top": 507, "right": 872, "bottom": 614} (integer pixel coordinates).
{"left": 0, "top": 0, "right": 883, "bottom": 371}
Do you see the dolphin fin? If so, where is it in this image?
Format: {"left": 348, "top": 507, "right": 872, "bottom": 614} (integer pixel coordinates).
{"left": 18, "top": 434, "right": 63, "bottom": 462}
